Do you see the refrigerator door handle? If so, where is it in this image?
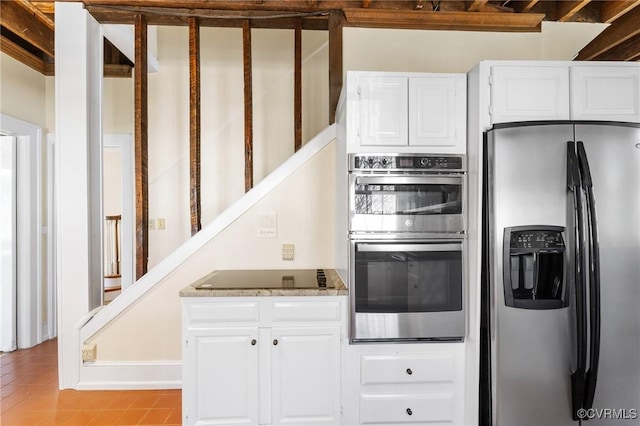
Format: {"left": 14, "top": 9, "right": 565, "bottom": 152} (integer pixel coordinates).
{"left": 577, "top": 141, "right": 602, "bottom": 411}
{"left": 568, "top": 141, "right": 588, "bottom": 420}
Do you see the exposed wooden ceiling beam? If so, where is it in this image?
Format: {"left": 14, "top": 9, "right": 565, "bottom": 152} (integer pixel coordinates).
{"left": 557, "top": 0, "right": 591, "bottom": 22}
{"left": 30, "top": 1, "right": 55, "bottom": 15}
{"left": 467, "top": 0, "right": 489, "bottom": 12}
{"left": 85, "top": 5, "right": 329, "bottom": 29}
{"left": 600, "top": 0, "right": 640, "bottom": 23}
{"left": 82, "top": 0, "right": 357, "bottom": 12}
{"left": 16, "top": 0, "right": 54, "bottom": 29}
{"left": 509, "top": 1, "right": 540, "bottom": 13}
{"left": 575, "top": 5, "right": 640, "bottom": 60}
{"left": 0, "top": 34, "right": 51, "bottom": 75}
{"left": 593, "top": 33, "right": 640, "bottom": 62}
{"left": 0, "top": 0, "right": 54, "bottom": 57}
{"left": 342, "top": 9, "right": 544, "bottom": 32}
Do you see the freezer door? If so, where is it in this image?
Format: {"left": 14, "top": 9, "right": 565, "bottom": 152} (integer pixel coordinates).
{"left": 486, "top": 123, "right": 576, "bottom": 425}
{"left": 575, "top": 123, "right": 640, "bottom": 424}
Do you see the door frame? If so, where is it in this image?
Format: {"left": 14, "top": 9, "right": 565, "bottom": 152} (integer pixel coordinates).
{"left": 0, "top": 113, "right": 46, "bottom": 349}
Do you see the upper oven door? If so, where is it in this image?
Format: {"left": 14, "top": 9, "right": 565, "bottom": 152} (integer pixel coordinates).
{"left": 349, "top": 174, "right": 465, "bottom": 234}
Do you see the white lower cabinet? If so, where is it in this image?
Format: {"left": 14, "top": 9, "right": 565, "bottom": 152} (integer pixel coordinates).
{"left": 185, "top": 327, "right": 260, "bottom": 425}
{"left": 271, "top": 327, "right": 341, "bottom": 425}
{"left": 343, "top": 343, "right": 465, "bottom": 426}
{"left": 182, "top": 297, "right": 345, "bottom": 426}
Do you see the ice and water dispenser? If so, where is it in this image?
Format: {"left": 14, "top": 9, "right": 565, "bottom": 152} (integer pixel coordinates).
{"left": 503, "top": 226, "right": 568, "bottom": 309}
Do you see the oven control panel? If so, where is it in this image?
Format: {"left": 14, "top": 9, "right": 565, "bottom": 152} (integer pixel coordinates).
{"left": 350, "top": 154, "right": 465, "bottom": 172}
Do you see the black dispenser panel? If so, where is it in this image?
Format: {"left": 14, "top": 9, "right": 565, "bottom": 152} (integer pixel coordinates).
{"left": 503, "top": 226, "right": 568, "bottom": 309}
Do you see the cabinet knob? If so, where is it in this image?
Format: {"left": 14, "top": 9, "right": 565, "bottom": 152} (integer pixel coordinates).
{"left": 406, "top": 408, "right": 413, "bottom": 416}
{"left": 251, "top": 339, "right": 257, "bottom": 346}
{"left": 406, "top": 368, "right": 413, "bottom": 375}
{"left": 273, "top": 339, "right": 278, "bottom": 346}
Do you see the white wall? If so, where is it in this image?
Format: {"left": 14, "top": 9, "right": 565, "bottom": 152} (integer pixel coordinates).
{"left": 90, "top": 140, "right": 335, "bottom": 360}
{"left": 343, "top": 21, "right": 606, "bottom": 74}
{"left": 0, "top": 53, "right": 48, "bottom": 129}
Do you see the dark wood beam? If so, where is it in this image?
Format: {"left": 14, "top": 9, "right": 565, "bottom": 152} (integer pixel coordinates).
{"left": 467, "top": 0, "right": 489, "bottom": 12}
{"left": 342, "top": 9, "right": 544, "bottom": 31}
{"left": 242, "top": 19, "right": 254, "bottom": 192}
{"left": 557, "top": 0, "right": 591, "bottom": 22}
{"left": 85, "top": 5, "right": 329, "bottom": 29}
{"left": 0, "top": 34, "right": 50, "bottom": 75}
{"left": 0, "top": 0, "right": 54, "bottom": 57}
{"left": 600, "top": 0, "right": 640, "bottom": 23}
{"left": 576, "top": 5, "right": 640, "bottom": 60}
{"left": 294, "top": 17, "right": 302, "bottom": 152}
{"left": 134, "top": 14, "right": 149, "bottom": 280}
{"left": 328, "top": 11, "right": 343, "bottom": 125}
{"left": 189, "top": 17, "right": 202, "bottom": 235}
{"left": 104, "top": 63, "right": 133, "bottom": 78}
{"left": 593, "top": 33, "right": 640, "bottom": 62}
{"left": 510, "top": 1, "right": 540, "bottom": 13}
{"left": 16, "top": 0, "right": 54, "bottom": 29}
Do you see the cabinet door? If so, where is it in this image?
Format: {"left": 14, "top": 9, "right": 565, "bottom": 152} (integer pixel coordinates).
{"left": 409, "top": 76, "right": 466, "bottom": 152}
{"left": 490, "top": 66, "right": 570, "bottom": 123}
{"left": 570, "top": 66, "right": 640, "bottom": 122}
{"left": 184, "top": 328, "right": 259, "bottom": 426}
{"left": 271, "top": 327, "right": 341, "bottom": 425}
{"left": 359, "top": 76, "right": 408, "bottom": 146}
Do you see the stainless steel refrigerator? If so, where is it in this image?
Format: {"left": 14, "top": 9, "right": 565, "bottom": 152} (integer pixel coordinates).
{"left": 480, "top": 121, "right": 640, "bottom": 425}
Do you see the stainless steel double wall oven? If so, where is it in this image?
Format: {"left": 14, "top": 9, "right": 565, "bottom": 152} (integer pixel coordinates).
{"left": 348, "top": 153, "right": 467, "bottom": 342}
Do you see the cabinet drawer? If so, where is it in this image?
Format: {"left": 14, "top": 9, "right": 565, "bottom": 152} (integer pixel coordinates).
{"left": 186, "top": 301, "right": 260, "bottom": 326}
{"left": 359, "top": 393, "right": 455, "bottom": 424}
{"left": 361, "top": 354, "right": 456, "bottom": 385}
{"left": 270, "top": 300, "right": 342, "bottom": 323}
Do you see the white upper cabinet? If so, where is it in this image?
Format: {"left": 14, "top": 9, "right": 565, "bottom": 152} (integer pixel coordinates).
{"left": 488, "top": 63, "right": 640, "bottom": 125}
{"left": 570, "top": 65, "right": 640, "bottom": 122}
{"left": 359, "top": 75, "right": 409, "bottom": 147}
{"left": 489, "top": 66, "right": 571, "bottom": 124}
{"left": 409, "top": 76, "right": 466, "bottom": 150}
{"left": 346, "top": 72, "right": 467, "bottom": 153}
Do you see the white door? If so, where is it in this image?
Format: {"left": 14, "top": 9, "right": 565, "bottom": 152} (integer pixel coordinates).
{"left": 409, "top": 76, "right": 465, "bottom": 152}
{"left": 184, "top": 328, "right": 259, "bottom": 426}
{"left": 570, "top": 66, "right": 640, "bottom": 122}
{"left": 0, "top": 135, "right": 17, "bottom": 352}
{"left": 359, "top": 76, "right": 408, "bottom": 146}
{"left": 271, "top": 327, "right": 341, "bottom": 425}
{"left": 490, "top": 66, "right": 570, "bottom": 124}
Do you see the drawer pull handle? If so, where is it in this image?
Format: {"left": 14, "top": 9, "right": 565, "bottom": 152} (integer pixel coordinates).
{"left": 406, "top": 408, "right": 413, "bottom": 416}
{"left": 251, "top": 339, "right": 257, "bottom": 346}
{"left": 273, "top": 339, "right": 278, "bottom": 346}
{"left": 406, "top": 368, "right": 413, "bottom": 375}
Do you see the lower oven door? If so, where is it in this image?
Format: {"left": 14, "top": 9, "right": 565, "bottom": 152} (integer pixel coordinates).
{"left": 350, "top": 239, "right": 465, "bottom": 342}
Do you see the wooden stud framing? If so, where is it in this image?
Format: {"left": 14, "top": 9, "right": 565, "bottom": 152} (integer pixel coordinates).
{"left": 189, "top": 17, "right": 202, "bottom": 235}
{"left": 294, "top": 18, "right": 302, "bottom": 152}
{"left": 242, "top": 19, "right": 254, "bottom": 192}
{"left": 134, "top": 14, "right": 149, "bottom": 280}
{"left": 328, "top": 11, "right": 343, "bottom": 125}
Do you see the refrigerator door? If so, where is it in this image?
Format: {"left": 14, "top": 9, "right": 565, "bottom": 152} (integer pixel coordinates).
{"left": 575, "top": 123, "right": 640, "bottom": 424}
{"left": 486, "top": 123, "right": 575, "bottom": 425}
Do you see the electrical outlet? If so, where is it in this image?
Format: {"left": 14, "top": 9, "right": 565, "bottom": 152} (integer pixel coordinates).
{"left": 157, "top": 218, "right": 165, "bottom": 230}
{"left": 282, "top": 243, "right": 295, "bottom": 261}
{"left": 82, "top": 343, "right": 97, "bottom": 362}
{"left": 149, "top": 219, "right": 155, "bottom": 230}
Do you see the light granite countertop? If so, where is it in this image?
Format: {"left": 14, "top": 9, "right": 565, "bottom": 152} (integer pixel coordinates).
{"left": 180, "top": 268, "right": 347, "bottom": 297}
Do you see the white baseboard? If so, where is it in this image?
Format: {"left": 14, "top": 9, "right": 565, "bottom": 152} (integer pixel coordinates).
{"left": 77, "top": 360, "right": 182, "bottom": 390}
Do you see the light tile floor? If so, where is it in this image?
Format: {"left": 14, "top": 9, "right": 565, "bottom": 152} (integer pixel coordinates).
{"left": 0, "top": 339, "right": 181, "bottom": 425}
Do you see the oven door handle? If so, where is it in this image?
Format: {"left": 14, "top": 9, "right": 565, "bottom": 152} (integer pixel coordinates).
{"left": 355, "top": 176, "right": 462, "bottom": 186}
{"left": 358, "top": 243, "right": 462, "bottom": 253}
